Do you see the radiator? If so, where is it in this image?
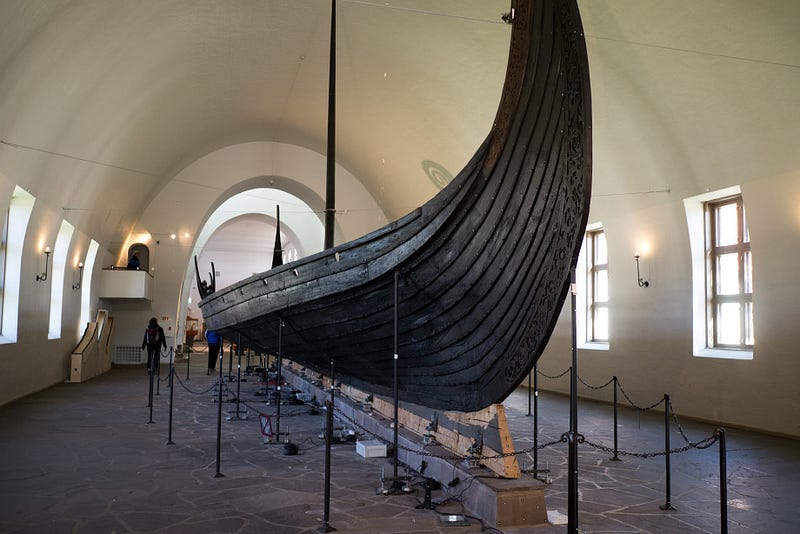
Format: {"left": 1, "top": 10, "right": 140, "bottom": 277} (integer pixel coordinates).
{"left": 113, "top": 345, "right": 144, "bottom": 365}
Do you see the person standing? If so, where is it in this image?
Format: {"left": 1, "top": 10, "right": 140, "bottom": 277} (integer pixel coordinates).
{"left": 206, "top": 329, "right": 222, "bottom": 375}
{"left": 142, "top": 317, "right": 167, "bottom": 373}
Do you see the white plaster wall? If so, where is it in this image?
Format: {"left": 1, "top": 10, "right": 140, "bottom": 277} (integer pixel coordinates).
{"left": 0, "top": 172, "right": 111, "bottom": 405}
{"left": 537, "top": 171, "right": 800, "bottom": 437}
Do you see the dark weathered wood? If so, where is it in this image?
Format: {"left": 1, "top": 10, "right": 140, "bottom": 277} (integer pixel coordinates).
{"left": 272, "top": 205, "right": 283, "bottom": 269}
{"left": 200, "top": 0, "right": 592, "bottom": 412}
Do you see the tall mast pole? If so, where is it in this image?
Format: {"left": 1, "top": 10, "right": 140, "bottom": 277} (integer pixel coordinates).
{"left": 324, "top": 0, "right": 336, "bottom": 249}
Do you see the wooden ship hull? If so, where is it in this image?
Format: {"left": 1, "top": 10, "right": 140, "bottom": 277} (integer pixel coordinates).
{"left": 200, "top": 0, "right": 591, "bottom": 412}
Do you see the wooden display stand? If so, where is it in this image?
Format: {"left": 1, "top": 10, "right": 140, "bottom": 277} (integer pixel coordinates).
{"left": 283, "top": 364, "right": 547, "bottom": 528}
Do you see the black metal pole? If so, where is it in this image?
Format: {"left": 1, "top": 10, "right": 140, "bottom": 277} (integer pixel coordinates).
{"left": 156, "top": 349, "right": 161, "bottom": 396}
{"left": 323, "top": 0, "right": 336, "bottom": 250}
{"left": 147, "top": 360, "right": 155, "bottom": 424}
{"left": 186, "top": 348, "right": 191, "bottom": 381}
{"left": 321, "top": 359, "right": 336, "bottom": 532}
{"left": 718, "top": 428, "right": 728, "bottom": 534}
{"left": 168, "top": 347, "right": 174, "bottom": 390}
{"left": 659, "top": 394, "right": 675, "bottom": 510}
{"left": 167, "top": 366, "right": 175, "bottom": 445}
{"left": 392, "top": 269, "right": 400, "bottom": 481}
{"left": 235, "top": 334, "right": 242, "bottom": 420}
{"left": 227, "top": 337, "right": 234, "bottom": 381}
{"left": 566, "top": 268, "right": 579, "bottom": 534}
{"left": 527, "top": 371, "right": 532, "bottom": 416}
{"left": 276, "top": 319, "right": 283, "bottom": 441}
{"left": 215, "top": 338, "right": 224, "bottom": 478}
{"left": 611, "top": 376, "right": 620, "bottom": 461}
{"left": 533, "top": 361, "right": 539, "bottom": 474}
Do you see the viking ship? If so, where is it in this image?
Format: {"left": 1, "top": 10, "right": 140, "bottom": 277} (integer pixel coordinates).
{"left": 199, "top": 0, "right": 591, "bottom": 412}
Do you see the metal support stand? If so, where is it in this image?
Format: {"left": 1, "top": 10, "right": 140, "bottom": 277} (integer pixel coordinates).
{"left": 659, "top": 394, "right": 675, "bottom": 511}
{"left": 167, "top": 366, "right": 175, "bottom": 445}
{"left": 610, "top": 376, "right": 621, "bottom": 461}
{"left": 156, "top": 351, "right": 161, "bottom": 396}
{"left": 232, "top": 334, "right": 244, "bottom": 420}
{"left": 147, "top": 364, "right": 155, "bottom": 424}
{"left": 562, "top": 268, "right": 582, "bottom": 534}
{"left": 186, "top": 349, "right": 191, "bottom": 381}
{"left": 276, "top": 319, "right": 284, "bottom": 440}
{"left": 527, "top": 371, "right": 532, "bottom": 416}
{"left": 168, "top": 347, "right": 174, "bottom": 390}
{"left": 718, "top": 428, "right": 728, "bottom": 534}
{"left": 320, "top": 358, "right": 336, "bottom": 532}
{"left": 214, "top": 340, "right": 224, "bottom": 479}
{"left": 388, "top": 269, "right": 404, "bottom": 494}
{"left": 227, "top": 340, "right": 234, "bottom": 381}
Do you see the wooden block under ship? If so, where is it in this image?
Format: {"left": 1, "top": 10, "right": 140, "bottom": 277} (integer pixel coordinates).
{"left": 199, "top": 0, "right": 592, "bottom": 412}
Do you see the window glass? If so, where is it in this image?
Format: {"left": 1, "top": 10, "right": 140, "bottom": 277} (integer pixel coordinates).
{"left": 717, "top": 302, "right": 741, "bottom": 345}
{"left": 594, "top": 307, "right": 608, "bottom": 341}
{"left": 716, "top": 253, "right": 739, "bottom": 295}
{"left": 716, "top": 203, "right": 738, "bottom": 246}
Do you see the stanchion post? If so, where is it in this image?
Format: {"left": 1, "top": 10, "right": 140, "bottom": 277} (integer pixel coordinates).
{"left": 156, "top": 349, "right": 161, "bottom": 396}
{"left": 227, "top": 338, "right": 234, "bottom": 381}
{"left": 659, "top": 394, "right": 675, "bottom": 511}
{"left": 214, "top": 338, "right": 224, "bottom": 478}
{"left": 169, "top": 347, "right": 174, "bottom": 390}
{"left": 235, "top": 334, "right": 242, "bottom": 420}
{"left": 321, "top": 357, "right": 336, "bottom": 532}
{"left": 166, "top": 366, "right": 175, "bottom": 445}
{"left": 611, "top": 376, "right": 621, "bottom": 461}
{"left": 276, "top": 319, "right": 284, "bottom": 440}
{"left": 186, "top": 348, "right": 191, "bottom": 381}
{"left": 533, "top": 362, "right": 540, "bottom": 470}
{"left": 718, "top": 428, "right": 728, "bottom": 534}
{"left": 566, "top": 267, "right": 580, "bottom": 534}
{"left": 527, "top": 371, "right": 532, "bottom": 417}
{"left": 147, "top": 362, "right": 155, "bottom": 424}
{"left": 392, "top": 269, "right": 401, "bottom": 486}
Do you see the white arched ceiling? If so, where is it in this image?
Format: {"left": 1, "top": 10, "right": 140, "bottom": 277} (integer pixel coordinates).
{"left": 0, "top": 0, "right": 510, "bottom": 252}
{"left": 2, "top": 0, "right": 796, "bottom": 255}
{"left": 186, "top": 187, "right": 320, "bottom": 321}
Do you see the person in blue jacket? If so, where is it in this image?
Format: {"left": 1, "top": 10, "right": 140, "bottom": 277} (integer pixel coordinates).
{"left": 205, "top": 329, "right": 222, "bottom": 374}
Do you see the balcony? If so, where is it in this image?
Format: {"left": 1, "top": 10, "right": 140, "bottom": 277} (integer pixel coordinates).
{"left": 97, "top": 268, "right": 152, "bottom": 300}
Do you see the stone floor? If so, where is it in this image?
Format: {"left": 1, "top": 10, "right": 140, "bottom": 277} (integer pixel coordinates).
{"left": 0, "top": 356, "right": 798, "bottom": 533}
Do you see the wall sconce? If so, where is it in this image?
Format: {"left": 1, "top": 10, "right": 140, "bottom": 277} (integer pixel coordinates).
{"left": 634, "top": 251, "right": 649, "bottom": 287}
{"left": 36, "top": 246, "right": 51, "bottom": 282}
{"left": 72, "top": 262, "right": 84, "bottom": 290}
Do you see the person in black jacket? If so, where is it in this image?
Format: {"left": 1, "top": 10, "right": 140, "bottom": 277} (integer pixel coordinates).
{"left": 142, "top": 317, "right": 167, "bottom": 373}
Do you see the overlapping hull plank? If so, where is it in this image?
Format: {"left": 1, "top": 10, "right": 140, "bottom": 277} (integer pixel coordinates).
{"left": 200, "top": 0, "right": 591, "bottom": 412}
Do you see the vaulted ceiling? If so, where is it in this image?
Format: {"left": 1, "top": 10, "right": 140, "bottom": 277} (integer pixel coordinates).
{"left": 1, "top": 0, "right": 798, "bottom": 252}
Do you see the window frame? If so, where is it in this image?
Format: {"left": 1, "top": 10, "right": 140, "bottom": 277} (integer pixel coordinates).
{"left": 586, "top": 228, "right": 608, "bottom": 343}
{"left": 705, "top": 195, "right": 753, "bottom": 350}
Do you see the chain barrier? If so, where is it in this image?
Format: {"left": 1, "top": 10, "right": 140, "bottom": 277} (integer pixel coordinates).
{"left": 668, "top": 399, "right": 715, "bottom": 448}
{"left": 174, "top": 368, "right": 722, "bottom": 470}
{"left": 173, "top": 372, "right": 219, "bottom": 395}
{"left": 577, "top": 375, "right": 614, "bottom": 390}
{"left": 537, "top": 366, "right": 665, "bottom": 411}
{"left": 537, "top": 367, "right": 571, "bottom": 379}
{"left": 615, "top": 381, "right": 666, "bottom": 411}
{"left": 583, "top": 431, "right": 720, "bottom": 458}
